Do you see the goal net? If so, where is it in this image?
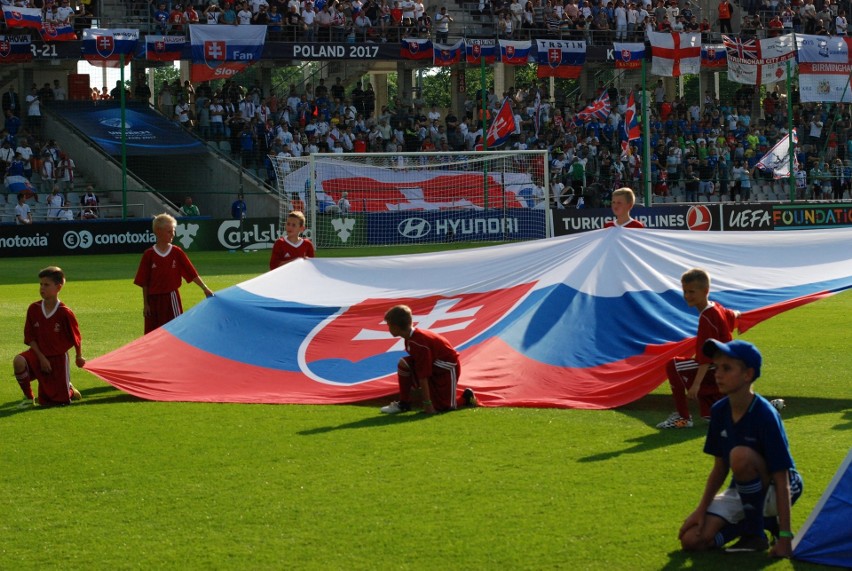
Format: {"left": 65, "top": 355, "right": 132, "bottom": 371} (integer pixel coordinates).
{"left": 270, "top": 151, "right": 551, "bottom": 248}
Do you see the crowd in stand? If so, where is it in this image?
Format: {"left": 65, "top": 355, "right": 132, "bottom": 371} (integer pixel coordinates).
{"left": 1, "top": 82, "right": 103, "bottom": 221}
{"left": 133, "top": 0, "right": 852, "bottom": 45}
{"left": 154, "top": 70, "right": 851, "bottom": 206}
{"left": 1, "top": 0, "right": 97, "bottom": 33}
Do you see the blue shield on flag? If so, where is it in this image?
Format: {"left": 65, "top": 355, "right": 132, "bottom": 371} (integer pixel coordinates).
{"left": 0, "top": 40, "right": 10, "bottom": 58}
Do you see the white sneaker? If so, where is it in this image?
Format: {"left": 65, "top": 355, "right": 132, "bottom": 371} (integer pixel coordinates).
{"left": 70, "top": 386, "right": 82, "bottom": 401}
{"left": 18, "top": 398, "right": 35, "bottom": 408}
{"left": 380, "top": 401, "right": 411, "bottom": 414}
{"left": 656, "top": 415, "right": 693, "bottom": 429}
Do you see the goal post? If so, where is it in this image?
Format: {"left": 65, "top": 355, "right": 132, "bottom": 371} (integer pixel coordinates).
{"left": 271, "top": 150, "right": 551, "bottom": 248}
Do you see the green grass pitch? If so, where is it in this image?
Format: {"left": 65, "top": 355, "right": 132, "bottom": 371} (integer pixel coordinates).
{"left": 0, "top": 248, "right": 849, "bottom": 570}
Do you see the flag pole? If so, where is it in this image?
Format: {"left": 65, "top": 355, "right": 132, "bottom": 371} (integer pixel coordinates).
{"left": 121, "top": 52, "right": 127, "bottom": 220}
{"left": 786, "top": 59, "right": 795, "bottom": 203}
{"left": 641, "top": 57, "right": 651, "bottom": 206}
{"left": 481, "top": 54, "right": 489, "bottom": 208}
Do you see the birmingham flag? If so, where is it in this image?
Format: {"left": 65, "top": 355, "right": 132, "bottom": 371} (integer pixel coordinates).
{"left": 723, "top": 33, "right": 795, "bottom": 85}
{"left": 796, "top": 35, "right": 852, "bottom": 102}
{"left": 85, "top": 229, "right": 852, "bottom": 409}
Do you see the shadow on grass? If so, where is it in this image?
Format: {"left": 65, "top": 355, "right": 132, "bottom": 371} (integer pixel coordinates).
{"left": 578, "top": 394, "right": 852, "bottom": 463}
{"left": 0, "top": 387, "right": 143, "bottom": 418}
{"left": 660, "top": 549, "right": 781, "bottom": 570}
{"left": 297, "top": 410, "right": 433, "bottom": 435}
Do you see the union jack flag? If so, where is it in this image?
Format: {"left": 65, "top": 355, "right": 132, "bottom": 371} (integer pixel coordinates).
{"left": 575, "top": 91, "right": 610, "bottom": 123}
{"left": 722, "top": 35, "right": 759, "bottom": 59}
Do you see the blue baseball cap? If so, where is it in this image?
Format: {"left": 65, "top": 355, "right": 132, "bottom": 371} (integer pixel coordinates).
{"left": 703, "top": 339, "right": 762, "bottom": 380}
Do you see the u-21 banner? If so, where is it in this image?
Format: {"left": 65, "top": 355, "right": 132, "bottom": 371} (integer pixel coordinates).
{"left": 796, "top": 35, "right": 852, "bottom": 102}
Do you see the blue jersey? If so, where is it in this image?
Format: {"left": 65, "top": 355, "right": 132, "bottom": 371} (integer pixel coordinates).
{"left": 704, "top": 394, "right": 796, "bottom": 476}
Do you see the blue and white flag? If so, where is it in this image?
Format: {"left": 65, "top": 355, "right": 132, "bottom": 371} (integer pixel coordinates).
{"left": 756, "top": 129, "right": 798, "bottom": 179}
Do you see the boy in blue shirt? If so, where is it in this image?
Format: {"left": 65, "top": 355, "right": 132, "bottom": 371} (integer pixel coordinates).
{"left": 678, "top": 339, "right": 802, "bottom": 557}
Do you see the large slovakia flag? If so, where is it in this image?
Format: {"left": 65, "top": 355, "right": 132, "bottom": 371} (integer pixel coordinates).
{"left": 535, "top": 39, "right": 586, "bottom": 78}
{"left": 86, "top": 229, "right": 852, "bottom": 408}
{"left": 189, "top": 24, "right": 266, "bottom": 81}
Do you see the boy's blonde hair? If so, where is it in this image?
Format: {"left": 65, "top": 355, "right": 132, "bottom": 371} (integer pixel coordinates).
{"left": 288, "top": 210, "right": 306, "bottom": 228}
{"left": 385, "top": 305, "right": 413, "bottom": 328}
{"left": 38, "top": 266, "right": 65, "bottom": 285}
{"left": 152, "top": 213, "right": 177, "bottom": 231}
{"left": 681, "top": 268, "right": 710, "bottom": 289}
{"left": 612, "top": 187, "right": 636, "bottom": 206}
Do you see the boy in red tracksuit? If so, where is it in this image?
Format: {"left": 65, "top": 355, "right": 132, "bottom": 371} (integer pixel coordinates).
{"left": 380, "top": 304, "right": 475, "bottom": 414}
{"left": 134, "top": 213, "right": 214, "bottom": 334}
{"left": 269, "top": 210, "right": 315, "bottom": 270}
{"left": 657, "top": 268, "right": 739, "bottom": 429}
{"left": 13, "top": 266, "right": 85, "bottom": 407}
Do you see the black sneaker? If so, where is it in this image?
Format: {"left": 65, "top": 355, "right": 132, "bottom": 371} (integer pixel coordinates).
{"left": 462, "top": 388, "right": 477, "bottom": 407}
{"left": 725, "top": 533, "right": 769, "bottom": 553}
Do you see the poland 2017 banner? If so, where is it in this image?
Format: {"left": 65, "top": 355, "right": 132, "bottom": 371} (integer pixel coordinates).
{"left": 189, "top": 24, "right": 266, "bottom": 82}
{"left": 85, "top": 229, "right": 852, "bottom": 408}
{"left": 796, "top": 34, "right": 852, "bottom": 102}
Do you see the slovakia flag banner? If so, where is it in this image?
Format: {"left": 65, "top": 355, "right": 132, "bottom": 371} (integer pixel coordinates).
{"left": 535, "top": 39, "right": 586, "bottom": 78}
{"left": 146, "top": 35, "right": 186, "bottom": 62}
{"left": 82, "top": 29, "right": 139, "bottom": 67}
{"left": 189, "top": 24, "right": 266, "bottom": 82}
{"left": 85, "top": 229, "right": 852, "bottom": 408}
{"left": 39, "top": 22, "right": 77, "bottom": 42}
{"left": 400, "top": 37, "right": 433, "bottom": 60}
{"left": 465, "top": 38, "right": 498, "bottom": 64}
{"left": 2, "top": 6, "right": 42, "bottom": 30}
{"left": 701, "top": 43, "right": 727, "bottom": 69}
{"left": 723, "top": 33, "right": 794, "bottom": 85}
{"left": 480, "top": 97, "right": 517, "bottom": 150}
{"left": 0, "top": 34, "right": 33, "bottom": 63}
{"left": 432, "top": 39, "right": 464, "bottom": 66}
{"left": 649, "top": 31, "right": 701, "bottom": 77}
{"left": 499, "top": 39, "right": 532, "bottom": 65}
{"left": 613, "top": 42, "right": 645, "bottom": 69}
{"left": 795, "top": 35, "right": 852, "bottom": 102}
